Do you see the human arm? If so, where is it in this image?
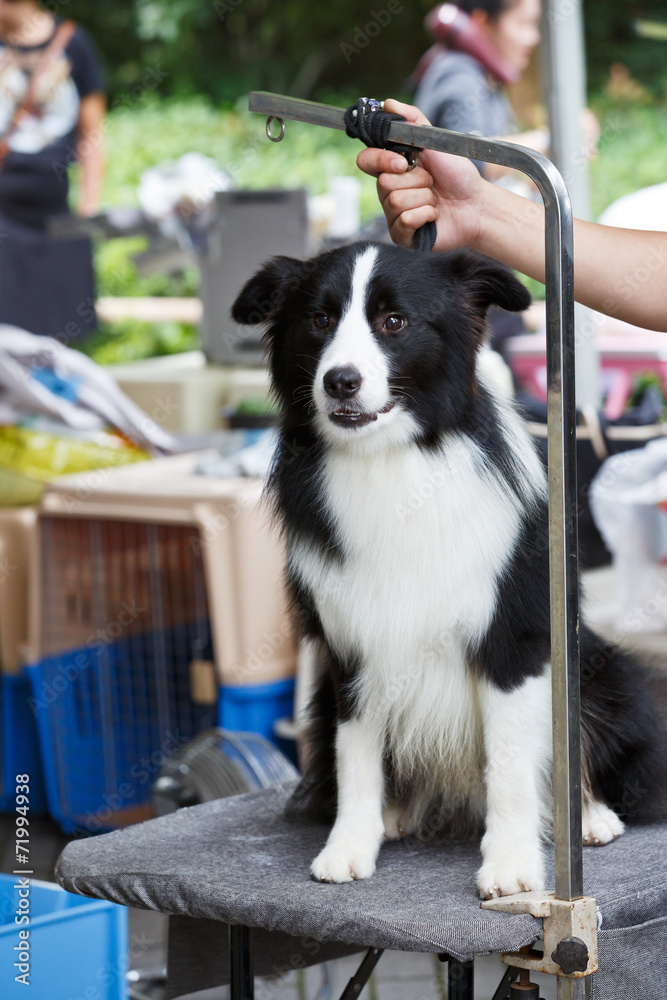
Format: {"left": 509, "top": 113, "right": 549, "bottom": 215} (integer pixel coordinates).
{"left": 478, "top": 128, "right": 548, "bottom": 183}
{"left": 76, "top": 92, "right": 105, "bottom": 217}
{"left": 358, "top": 100, "right": 667, "bottom": 332}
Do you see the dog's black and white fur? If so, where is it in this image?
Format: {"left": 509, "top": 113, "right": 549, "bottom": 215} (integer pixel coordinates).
{"left": 233, "top": 242, "right": 667, "bottom": 898}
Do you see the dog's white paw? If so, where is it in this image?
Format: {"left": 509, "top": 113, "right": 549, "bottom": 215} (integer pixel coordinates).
{"left": 311, "top": 839, "right": 379, "bottom": 883}
{"left": 477, "top": 846, "right": 545, "bottom": 900}
{"left": 582, "top": 801, "right": 625, "bottom": 847}
{"left": 382, "top": 804, "right": 412, "bottom": 841}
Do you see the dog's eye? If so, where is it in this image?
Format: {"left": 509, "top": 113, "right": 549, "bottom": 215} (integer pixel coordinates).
{"left": 312, "top": 313, "right": 330, "bottom": 331}
{"left": 383, "top": 314, "right": 406, "bottom": 333}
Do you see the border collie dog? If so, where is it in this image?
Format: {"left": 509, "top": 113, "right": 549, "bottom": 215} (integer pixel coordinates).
{"left": 233, "top": 242, "right": 667, "bottom": 898}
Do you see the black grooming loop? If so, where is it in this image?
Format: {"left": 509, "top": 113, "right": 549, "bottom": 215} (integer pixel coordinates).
{"left": 343, "top": 97, "right": 438, "bottom": 253}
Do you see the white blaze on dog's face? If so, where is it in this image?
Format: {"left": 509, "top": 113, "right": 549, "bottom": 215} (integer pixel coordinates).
{"left": 313, "top": 247, "right": 419, "bottom": 449}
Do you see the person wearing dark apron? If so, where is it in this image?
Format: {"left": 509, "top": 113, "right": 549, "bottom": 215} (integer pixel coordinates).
{"left": 0, "top": 1, "right": 105, "bottom": 343}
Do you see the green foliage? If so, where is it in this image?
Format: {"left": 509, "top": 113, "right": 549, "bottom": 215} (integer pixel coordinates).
{"left": 94, "top": 94, "right": 380, "bottom": 219}
{"left": 584, "top": 1, "right": 667, "bottom": 97}
{"left": 94, "top": 236, "right": 197, "bottom": 298}
{"left": 64, "top": 0, "right": 433, "bottom": 104}
{"left": 234, "top": 396, "right": 278, "bottom": 416}
{"left": 79, "top": 319, "right": 198, "bottom": 365}
{"left": 627, "top": 371, "right": 667, "bottom": 414}
{"left": 65, "top": 1, "right": 667, "bottom": 105}
{"left": 589, "top": 102, "right": 667, "bottom": 218}
{"left": 55, "top": 1, "right": 667, "bottom": 360}
{"left": 91, "top": 93, "right": 381, "bottom": 295}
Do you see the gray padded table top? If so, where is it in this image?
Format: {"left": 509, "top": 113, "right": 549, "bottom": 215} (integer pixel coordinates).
{"left": 55, "top": 784, "right": 667, "bottom": 965}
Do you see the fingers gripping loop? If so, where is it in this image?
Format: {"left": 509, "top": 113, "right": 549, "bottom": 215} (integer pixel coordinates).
{"left": 344, "top": 98, "right": 436, "bottom": 253}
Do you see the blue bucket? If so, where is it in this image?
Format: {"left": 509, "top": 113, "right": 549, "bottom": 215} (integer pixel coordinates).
{"left": 218, "top": 677, "right": 295, "bottom": 744}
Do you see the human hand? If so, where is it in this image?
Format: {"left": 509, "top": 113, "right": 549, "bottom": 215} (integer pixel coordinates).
{"left": 356, "top": 99, "right": 488, "bottom": 253}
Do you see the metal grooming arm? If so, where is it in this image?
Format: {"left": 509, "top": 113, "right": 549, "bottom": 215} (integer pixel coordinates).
{"left": 249, "top": 92, "right": 590, "bottom": 999}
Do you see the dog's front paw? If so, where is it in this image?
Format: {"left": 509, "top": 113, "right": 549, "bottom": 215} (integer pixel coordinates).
{"left": 477, "top": 847, "right": 545, "bottom": 900}
{"left": 310, "top": 839, "right": 379, "bottom": 883}
{"left": 582, "top": 801, "right": 625, "bottom": 846}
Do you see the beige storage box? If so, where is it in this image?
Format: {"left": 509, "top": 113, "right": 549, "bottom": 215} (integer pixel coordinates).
{"left": 106, "top": 352, "right": 229, "bottom": 435}
{"left": 0, "top": 507, "right": 37, "bottom": 675}
{"left": 106, "top": 352, "right": 272, "bottom": 434}
{"left": 30, "top": 453, "right": 295, "bottom": 688}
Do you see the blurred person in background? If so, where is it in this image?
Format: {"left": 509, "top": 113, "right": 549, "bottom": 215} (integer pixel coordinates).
{"left": 415, "top": 0, "right": 548, "bottom": 182}
{"left": 0, "top": 0, "right": 105, "bottom": 342}
{"left": 413, "top": 0, "right": 598, "bottom": 358}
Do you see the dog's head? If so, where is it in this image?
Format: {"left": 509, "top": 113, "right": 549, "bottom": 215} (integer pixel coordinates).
{"left": 232, "top": 242, "right": 530, "bottom": 449}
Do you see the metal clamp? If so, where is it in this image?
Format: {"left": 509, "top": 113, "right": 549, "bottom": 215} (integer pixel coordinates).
{"left": 481, "top": 891, "right": 598, "bottom": 979}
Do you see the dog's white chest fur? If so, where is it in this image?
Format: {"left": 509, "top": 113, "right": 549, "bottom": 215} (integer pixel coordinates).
{"left": 290, "top": 433, "right": 524, "bottom": 792}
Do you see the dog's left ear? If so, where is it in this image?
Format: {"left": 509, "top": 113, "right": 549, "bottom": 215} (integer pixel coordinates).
{"left": 448, "top": 249, "right": 532, "bottom": 315}
{"left": 232, "top": 256, "right": 304, "bottom": 326}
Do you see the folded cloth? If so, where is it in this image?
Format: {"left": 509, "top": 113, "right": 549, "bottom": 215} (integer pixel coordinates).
{"left": 0, "top": 326, "right": 176, "bottom": 453}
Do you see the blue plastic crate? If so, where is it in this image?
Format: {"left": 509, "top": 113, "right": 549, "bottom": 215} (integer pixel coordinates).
{"left": 218, "top": 677, "right": 295, "bottom": 744}
{"left": 28, "top": 622, "right": 217, "bottom": 834}
{"left": 0, "top": 874, "right": 127, "bottom": 1000}
{"left": 0, "top": 674, "right": 47, "bottom": 815}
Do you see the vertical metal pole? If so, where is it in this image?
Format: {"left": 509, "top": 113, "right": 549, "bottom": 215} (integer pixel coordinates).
{"left": 543, "top": 179, "right": 583, "bottom": 904}
{"left": 542, "top": 0, "right": 599, "bottom": 409}
{"left": 230, "top": 924, "right": 254, "bottom": 1000}
{"left": 558, "top": 977, "right": 591, "bottom": 1000}
{"left": 541, "top": 0, "right": 592, "bottom": 218}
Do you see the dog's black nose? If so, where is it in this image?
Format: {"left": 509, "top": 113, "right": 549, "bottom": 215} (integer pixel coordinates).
{"left": 323, "top": 366, "right": 362, "bottom": 400}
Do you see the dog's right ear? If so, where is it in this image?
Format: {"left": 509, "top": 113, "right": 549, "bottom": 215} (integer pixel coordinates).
{"left": 232, "top": 256, "right": 304, "bottom": 326}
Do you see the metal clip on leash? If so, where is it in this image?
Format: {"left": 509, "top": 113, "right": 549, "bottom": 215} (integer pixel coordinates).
{"left": 345, "top": 97, "right": 436, "bottom": 252}
{"left": 344, "top": 97, "right": 422, "bottom": 169}
{"left": 262, "top": 95, "right": 436, "bottom": 252}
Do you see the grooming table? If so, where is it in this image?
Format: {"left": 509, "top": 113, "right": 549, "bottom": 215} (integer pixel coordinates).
{"left": 55, "top": 783, "right": 667, "bottom": 999}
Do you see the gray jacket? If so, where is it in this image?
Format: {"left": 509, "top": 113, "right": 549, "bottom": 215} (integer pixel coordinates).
{"left": 415, "top": 51, "right": 515, "bottom": 174}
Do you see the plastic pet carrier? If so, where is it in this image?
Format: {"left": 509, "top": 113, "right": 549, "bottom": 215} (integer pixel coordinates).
{"left": 28, "top": 453, "right": 296, "bottom": 833}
